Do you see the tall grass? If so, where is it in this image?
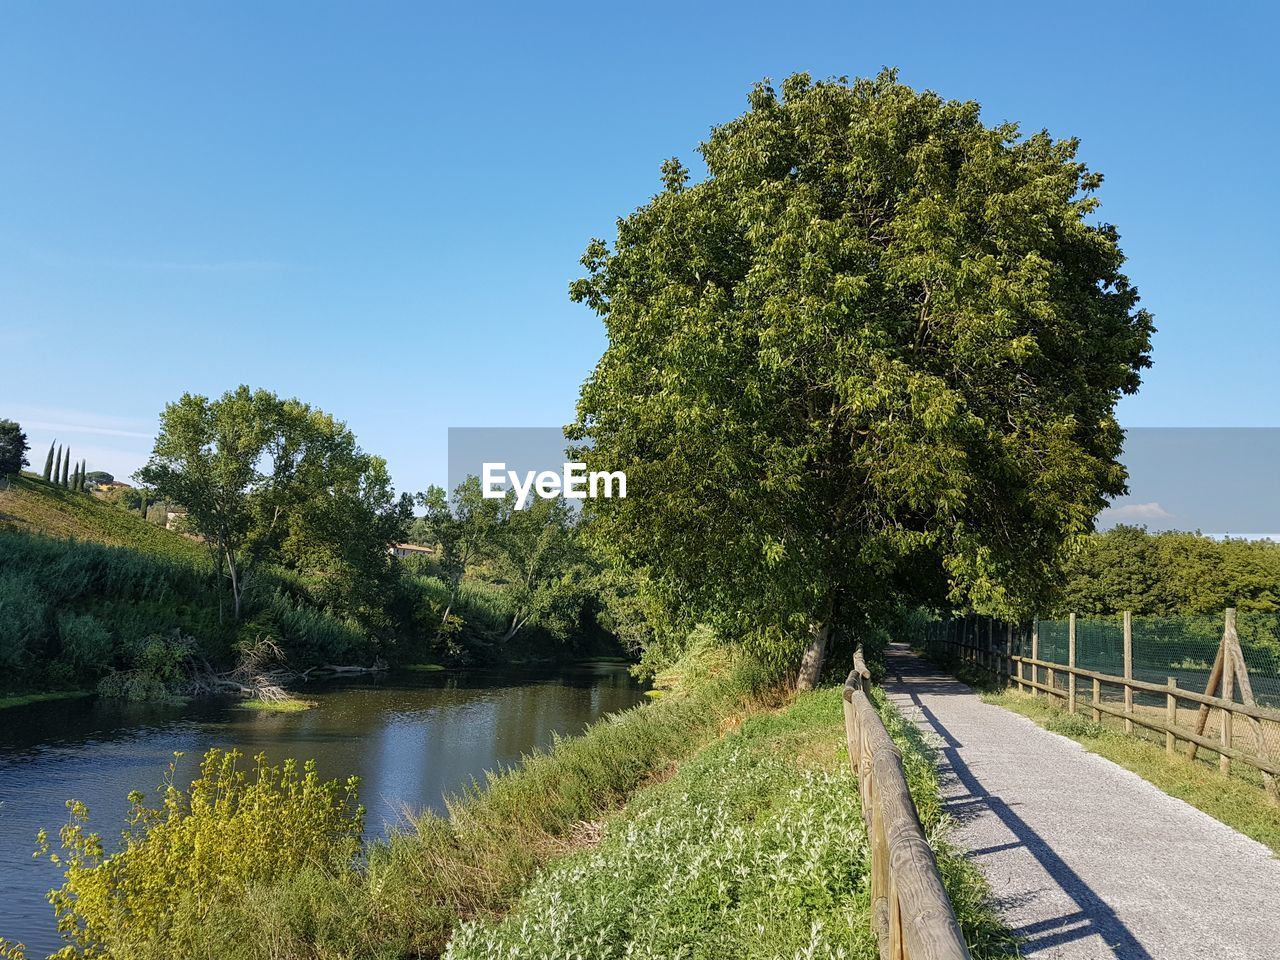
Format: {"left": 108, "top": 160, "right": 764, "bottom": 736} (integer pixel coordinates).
{"left": 0, "top": 530, "right": 370, "bottom": 691}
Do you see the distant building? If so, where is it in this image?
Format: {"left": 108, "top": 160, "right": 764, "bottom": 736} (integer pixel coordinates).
{"left": 390, "top": 542, "right": 434, "bottom": 558}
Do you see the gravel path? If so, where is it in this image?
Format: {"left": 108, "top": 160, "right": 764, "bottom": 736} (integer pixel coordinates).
{"left": 881, "top": 643, "right": 1280, "bottom": 959}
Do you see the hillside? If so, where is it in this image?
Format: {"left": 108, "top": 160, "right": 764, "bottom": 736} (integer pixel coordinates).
{"left": 0, "top": 474, "right": 207, "bottom": 565}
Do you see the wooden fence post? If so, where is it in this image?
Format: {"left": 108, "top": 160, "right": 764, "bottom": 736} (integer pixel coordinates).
{"left": 1221, "top": 611, "right": 1236, "bottom": 776}
{"left": 1031, "top": 620, "right": 1039, "bottom": 697}
{"left": 1187, "top": 611, "right": 1229, "bottom": 761}
{"left": 1092, "top": 677, "right": 1101, "bottom": 723}
{"left": 1166, "top": 677, "right": 1177, "bottom": 756}
{"left": 1224, "top": 617, "right": 1278, "bottom": 802}
{"left": 1123, "top": 611, "right": 1133, "bottom": 735}
{"left": 1068, "top": 612, "right": 1077, "bottom": 714}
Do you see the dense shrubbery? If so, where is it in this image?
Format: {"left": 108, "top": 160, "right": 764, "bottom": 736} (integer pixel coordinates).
{"left": 0, "top": 530, "right": 374, "bottom": 693}
{"left": 35, "top": 749, "right": 363, "bottom": 960}
{"left": 1055, "top": 525, "right": 1280, "bottom": 616}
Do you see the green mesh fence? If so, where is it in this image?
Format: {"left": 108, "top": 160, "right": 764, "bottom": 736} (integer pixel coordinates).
{"left": 925, "top": 609, "right": 1280, "bottom": 790}
{"left": 1236, "top": 611, "right": 1280, "bottom": 707}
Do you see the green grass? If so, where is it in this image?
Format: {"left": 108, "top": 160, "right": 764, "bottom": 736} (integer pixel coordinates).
{"left": 0, "top": 690, "right": 91, "bottom": 710}
{"left": 236, "top": 697, "right": 315, "bottom": 713}
{"left": 403, "top": 663, "right": 446, "bottom": 672}
{"left": 0, "top": 475, "right": 207, "bottom": 565}
{"left": 445, "top": 686, "right": 1013, "bottom": 960}
{"left": 984, "top": 688, "right": 1280, "bottom": 855}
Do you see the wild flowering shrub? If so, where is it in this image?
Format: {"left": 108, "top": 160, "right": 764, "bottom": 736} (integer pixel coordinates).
{"left": 35, "top": 748, "right": 363, "bottom": 959}
{"left": 444, "top": 745, "right": 875, "bottom": 960}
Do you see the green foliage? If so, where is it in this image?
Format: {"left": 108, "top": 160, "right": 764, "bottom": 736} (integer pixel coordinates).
{"left": 407, "top": 478, "right": 609, "bottom": 662}
{"left": 570, "top": 71, "right": 1153, "bottom": 674}
{"left": 55, "top": 613, "right": 114, "bottom": 677}
{"left": 0, "top": 567, "right": 45, "bottom": 671}
{"left": 0, "top": 523, "right": 372, "bottom": 691}
{"left": 96, "top": 631, "right": 198, "bottom": 701}
{"left": 1056, "top": 525, "right": 1280, "bottom": 616}
{"left": 447, "top": 687, "right": 1012, "bottom": 960}
{"left": 0, "top": 475, "right": 206, "bottom": 563}
{"left": 139, "top": 386, "right": 412, "bottom": 627}
{"left": 61, "top": 446, "right": 70, "bottom": 488}
{"left": 35, "top": 748, "right": 363, "bottom": 959}
{"left": 416, "top": 477, "right": 507, "bottom": 617}
{"left": 43, "top": 441, "right": 56, "bottom": 481}
{"left": 0, "top": 419, "right": 30, "bottom": 476}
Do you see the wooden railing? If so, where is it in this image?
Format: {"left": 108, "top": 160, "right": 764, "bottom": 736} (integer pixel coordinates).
{"left": 843, "top": 648, "right": 971, "bottom": 960}
{"left": 929, "top": 610, "right": 1280, "bottom": 801}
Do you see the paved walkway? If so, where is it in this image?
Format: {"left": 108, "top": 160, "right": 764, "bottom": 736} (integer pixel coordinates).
{"left": 882, "top": 643, "right": 1280, "bottom": 959}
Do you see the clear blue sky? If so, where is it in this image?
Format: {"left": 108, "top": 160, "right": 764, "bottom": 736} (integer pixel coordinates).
{"left": 2, "top": 1, "right": 1276, "bottom": 492}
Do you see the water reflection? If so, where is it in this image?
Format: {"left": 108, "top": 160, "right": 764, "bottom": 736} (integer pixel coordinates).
{"left": 0, "top": 662, "right": 644, "bottom": 956}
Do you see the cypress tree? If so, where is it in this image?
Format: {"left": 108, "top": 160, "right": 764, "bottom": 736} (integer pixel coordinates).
{"left": 42, "top": 441, "right": 55, "bottom": 481}
{"left": 75, "top": 461, "right": 85, "bottom": 492}
{"left": 61, "top": 447, "right": 70, "bottom": 487}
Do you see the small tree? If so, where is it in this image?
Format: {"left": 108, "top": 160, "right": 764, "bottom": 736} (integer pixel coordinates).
{"left": 0, "top": 420, "right": 29, "bottom": 477}
{"left": 42, "top": 440, "right": 56, "bottom": 481}
{"left": 60, "top": 446, "right": 71, "bottom": 487}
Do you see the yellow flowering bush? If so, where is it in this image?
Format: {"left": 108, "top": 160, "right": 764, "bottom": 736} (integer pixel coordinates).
{"left": 36, "top": 748, "right": 363, "bottom": 959}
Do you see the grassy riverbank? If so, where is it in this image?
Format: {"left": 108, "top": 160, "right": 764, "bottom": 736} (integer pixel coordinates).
{"left": 23, "top": 646, "right": 1010, "bottom": 959}
{"left": 30, "top": 646, "right": 771, "bottom": 959}
{"left": 0, "top": 691, "right": 90, "bottom": 711}
{"left": 446, "top": 683, "right": 1012, "bottom": 960}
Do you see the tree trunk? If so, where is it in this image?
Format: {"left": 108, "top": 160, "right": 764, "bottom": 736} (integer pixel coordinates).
{"left": 796, "top": 621, "right": 829, "bottom": 691}
{"left": 227, "top": 554, "right": 243, "bottom": 621}
{"left": 501, "top": 613, "right": 529, "bottom": 644}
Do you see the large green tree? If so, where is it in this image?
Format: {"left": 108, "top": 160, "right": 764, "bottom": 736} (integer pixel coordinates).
{"left": 0, "top": 419, "right": 29, "bottom": 476}
{"left": 139, "top": 386, "right": 411, "bottom": 623}
{"left": 570, "top": 72, "right": 1154, "bottom": 684}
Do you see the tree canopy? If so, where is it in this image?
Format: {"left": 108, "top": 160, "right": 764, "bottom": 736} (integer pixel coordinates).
{"left": 139, "top": 386, "right": 411, "bottom": 626}
{"left": 570, "top": 71, "right": 1154, "bottom": 678}
{"left": 1056, "top": 526, "right": 1280, "bottom": 617}
{"left": 0, "top": 419, "right": 29, "bottom": 477}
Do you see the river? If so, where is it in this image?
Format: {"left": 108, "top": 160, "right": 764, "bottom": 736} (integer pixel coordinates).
{"left": 0, "top": 661, "right": 646, "bottom": 956}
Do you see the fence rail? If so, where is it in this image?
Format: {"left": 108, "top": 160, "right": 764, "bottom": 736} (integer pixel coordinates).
{"left": 843, "top": 647, "right": 971, "bottom": 960}
{"left": 925, "top": 609, "right": 1280, "bottom": 802}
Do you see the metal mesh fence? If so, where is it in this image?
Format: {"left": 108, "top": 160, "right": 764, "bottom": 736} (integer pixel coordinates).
{"left": 921, "top": 609, "right": 1280, "bottom": 795}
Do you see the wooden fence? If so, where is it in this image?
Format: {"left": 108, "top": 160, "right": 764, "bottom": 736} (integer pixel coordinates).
{"left": 843, "top": 647, "right": 971, "bottom": 960}
{"left": 926, "top": 609, "right": 1280, "bottom": 802}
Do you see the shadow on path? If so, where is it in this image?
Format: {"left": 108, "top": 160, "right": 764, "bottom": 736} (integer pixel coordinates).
{"left": 887, "top": 646, "right": 1154, "bottom": 960}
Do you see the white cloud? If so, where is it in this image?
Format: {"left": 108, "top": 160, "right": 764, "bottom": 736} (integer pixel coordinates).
{"left": 1097, "top": 501, "right": 1174, "bottom": 525}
